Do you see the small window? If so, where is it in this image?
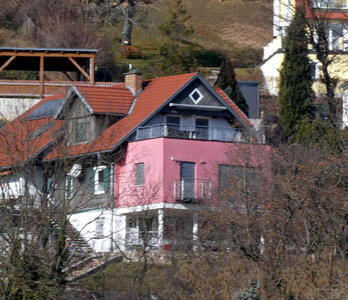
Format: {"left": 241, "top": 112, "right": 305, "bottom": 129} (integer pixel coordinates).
{"left": 195, "top": 118, "right": 209, "bottom": 139}
{"left": 189, "top": 88, "right": 203, "bottom": 104}
{"left": 76, "top": 121, "right": 87, "bottom": 143}
{"left": 96, "top": 218, "right": 104, "bottom": 238}
{"left": 218, "top": 164, "right": 244, "bottom": 190}
{"left": 66, "top": 175, "right": 73, "bottom": 199}
{"left": 166, "top": 116, "right": 180, "bottom": 127}
{"left": 166, "top": 116, "right": 181, "bottom": 137}
{"left": 127, "top": 219, "right": 137, "bottom": 228}
{"left": 309, "top": 61, "right": 319, "bottom": 79}
{"left": 91, "top": 166, "right": 110, "bottom": 195}
{"left": 135, "top": 163, "right": 145, "bottom": 186}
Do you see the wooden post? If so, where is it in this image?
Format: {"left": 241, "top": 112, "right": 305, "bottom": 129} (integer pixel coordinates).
{"left": 40, "top": 55, "right": 44, "bottom": 97}
{"left": 68, "top": 57, "right": 90, "bottom": 82}
{"left": 0, "top": 56, "right": 16, "bottom": 72}
{"left": 90, "top": 56, "right": 95, "bottom": 86}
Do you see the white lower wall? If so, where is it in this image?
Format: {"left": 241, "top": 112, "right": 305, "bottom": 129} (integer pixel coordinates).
{"left": 69, "top": 208, "right": 127, "bottom": 252}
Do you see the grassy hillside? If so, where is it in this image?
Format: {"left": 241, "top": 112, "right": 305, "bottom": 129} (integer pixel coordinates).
{"left": 0, "top": 0, "right": 273, "bottom": 79}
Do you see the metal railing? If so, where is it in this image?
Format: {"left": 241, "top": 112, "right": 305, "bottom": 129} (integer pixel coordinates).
{"left": 313, "top": 0, "right": 348, "bottom": 9}
{"left": 125, "top": 231, "right": 158, "bottom": 247}
{"left": 135, "top": 124, "right": 251, "bottom": 143}
{"left": 174, "top": 179, "right": 212, "bottom": 203}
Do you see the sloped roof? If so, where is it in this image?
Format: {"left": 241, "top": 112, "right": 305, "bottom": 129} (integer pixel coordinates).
{"left": 45, "top": 73, "right": 198, "bottom": 159}
{"left": 0, "top": 72, "right": 256, "bottom": 165}
{"left": 215, "top": 88, "right": 252, "bottom": 126}
{"left": 75, "top": 85, "right": 134, "bottom": 115}
{"left": 0, "top": 95, "right": 64, "bottom": 167}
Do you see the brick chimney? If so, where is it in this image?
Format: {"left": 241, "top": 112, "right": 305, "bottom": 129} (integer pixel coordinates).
{"left": 124, "top": 69, "right": 143, "bottom": 95}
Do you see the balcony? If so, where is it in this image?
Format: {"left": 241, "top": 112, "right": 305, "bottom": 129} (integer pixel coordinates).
{"left": 135, "top": 124, "right": 251, "bottom": 143}
{"left": 313, "top": 0, "right": 348, "bottom": 9}
{"left": 174, "top": 179, "right": 212, "bottom": 203}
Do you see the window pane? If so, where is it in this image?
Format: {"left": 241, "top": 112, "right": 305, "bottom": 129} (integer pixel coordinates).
{"left": 76, "top": 122, "right": 87, "bottom": 143}
{"left": 135, "top": 163, "right": 144, "bottom": 186}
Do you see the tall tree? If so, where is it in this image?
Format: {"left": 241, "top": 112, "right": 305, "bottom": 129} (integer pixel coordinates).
{"left": 158, "top": 0, "right": 196, "bottom": 74}
{"left": 215, "top": 54, "right": 249, "bottom": 116}
{"left": 278, "top": 6, "right": 314, "bottom": 139}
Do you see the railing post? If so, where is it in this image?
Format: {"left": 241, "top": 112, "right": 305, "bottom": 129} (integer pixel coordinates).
{"left": 158, "top": 209, "right": 164, "bottom": 249}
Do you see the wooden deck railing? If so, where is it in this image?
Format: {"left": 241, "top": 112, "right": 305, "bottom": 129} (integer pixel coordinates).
{"left": 0, "top": 80, "right": 122, "bottom": 97}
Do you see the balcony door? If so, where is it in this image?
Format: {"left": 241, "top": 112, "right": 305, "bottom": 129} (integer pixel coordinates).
{"left": 180, "top": 162, "right": 195, "bottom": 200}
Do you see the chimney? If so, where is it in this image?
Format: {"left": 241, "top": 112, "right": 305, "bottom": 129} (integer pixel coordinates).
{"left": 124, "top": 69, "right": 143, "bottom": 95}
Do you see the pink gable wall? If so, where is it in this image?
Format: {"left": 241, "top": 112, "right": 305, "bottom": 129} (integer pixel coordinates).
{"left": 115, "top": 138, "right": 271, "bottom": 208}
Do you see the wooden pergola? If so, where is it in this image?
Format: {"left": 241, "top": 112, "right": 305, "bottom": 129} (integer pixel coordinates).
{"left": 0, "top": 47, "right": 97, "bottom": 96}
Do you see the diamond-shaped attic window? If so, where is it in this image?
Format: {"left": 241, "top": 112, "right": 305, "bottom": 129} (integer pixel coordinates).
{"left": 189, "top": 88, "right": 203, "bottom": 104}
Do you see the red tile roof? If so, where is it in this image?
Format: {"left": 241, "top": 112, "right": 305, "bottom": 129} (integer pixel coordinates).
{"left": 215, "top": 88, "right": 252, "bottom": 126}
{"left": 45, "top": 73, "right": 198, "bottom": 159}
{"left": 0, "top": 72, "right": 255, "bottom": 165}
{"left": 76, "top": 85, "right": 134, "bottom": 115}
{"left": 0, "top": 95, "right": 64, "bottom": 167}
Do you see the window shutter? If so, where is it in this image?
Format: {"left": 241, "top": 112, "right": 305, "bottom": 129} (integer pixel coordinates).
{"left": 66, "top": 175, "right": 72, "bottom": 199}
{"left": 103, "top": 166, "right": 110, "bottom": 193}
{"left": 89, "top": 169, "right": 95, "bottom": 194}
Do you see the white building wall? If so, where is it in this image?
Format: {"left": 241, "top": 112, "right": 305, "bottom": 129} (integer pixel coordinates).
{"left": 0, "top": 168, "right": 44, "bottom": 201}
{"left": 0, "top": 97, "right": 41, "bottom": 121}
{"left": 69, "top": 208, "right": 127, "bottom": 252}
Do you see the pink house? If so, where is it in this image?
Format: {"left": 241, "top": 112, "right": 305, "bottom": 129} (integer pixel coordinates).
{"left": 0, "top": 69, "right": 270, "bottom": 252}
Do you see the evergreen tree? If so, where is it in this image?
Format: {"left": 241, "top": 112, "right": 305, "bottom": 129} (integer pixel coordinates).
{"left": 278, "top": 7, "right": 315, "bottom": 140}
{"left": 215, "top": 54, "right": 249, "bottom": 116}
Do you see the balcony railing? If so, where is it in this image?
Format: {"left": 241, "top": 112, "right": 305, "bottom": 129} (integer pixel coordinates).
{"left": 135, "top": 124, "right": 251, "bottom": 143}
{"left": 174, "top": 179, "right": 212, "bottom": 203}
{"left": 125, "top": 231, "right": 158, "bottom": 247}
{"left": 313, "top": 0, "right": 348, "bottom": 9}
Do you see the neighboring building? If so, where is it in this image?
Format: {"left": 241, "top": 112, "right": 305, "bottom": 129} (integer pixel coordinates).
{"left": 261, "top": 0, "right": 348, "bottom": 96}
{"left": 0, "top": 70, "right": 270, "bottom": 253}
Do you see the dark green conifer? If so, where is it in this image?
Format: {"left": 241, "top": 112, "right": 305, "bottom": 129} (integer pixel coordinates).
{"left": 215, "top": 54, "right": 249, "bottom": 116}
{"left": 278, "top": 7, "right": 315, "bottom": 139}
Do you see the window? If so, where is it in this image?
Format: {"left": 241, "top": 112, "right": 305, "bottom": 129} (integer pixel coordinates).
{"left": 76, "top": 120, "right": 87, "bottom": 143}
{"left": 218, "top": 164, "right": 262, "bottom": 198}
{"left": 180, "top": 162, "right": 195, "bottom": 200}
{"left": 189, "top": 88, "right": 203, "bottom": 104}
{"left": 309, "top": 61, "right": 320, "bottom": 80}
{"left": 166, "top": 116, "right": 181, "bottom": 137}
{"left": 66, "top": 175, "right": 73, "bottom": 199}
{"left": 195, "top": 118, "right": 209, "bottom": 139}
{"left": 90, "top": 166, "right": 110, "bottom": 195}
{"left": 135, "top": 163, "right": 145, "bottom": 186}
{"left": 96, "top": 218, "right": 104, "bottom": 238}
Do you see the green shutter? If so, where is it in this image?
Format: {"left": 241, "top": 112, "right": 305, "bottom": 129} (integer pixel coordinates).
{"left": 104, "top": 167, "right": 110, "bottom": 193}
{"left": 66, "top": 175, "right": 72, "bottom": 199}
{"left": 89, "top": 169, "right": 95, "bottom": 194}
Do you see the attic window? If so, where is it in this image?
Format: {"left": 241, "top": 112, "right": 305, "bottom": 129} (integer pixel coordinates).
{"left": 76, "top": 120, "right": 87, "bottom": 143}
{"left": 29, "top": 122, "right": 55, "bottom": 139}
{"left": 189, "top": 88, "right": 203, "bottom": 104}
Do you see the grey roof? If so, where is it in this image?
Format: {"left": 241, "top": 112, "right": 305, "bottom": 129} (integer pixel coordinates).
{"left": 24, "top": 98, "right": 64, "bottom": 120}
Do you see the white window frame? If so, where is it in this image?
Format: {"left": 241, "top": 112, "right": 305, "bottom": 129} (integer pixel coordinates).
{"left": 94, "top": 166, "right": 107, "bottom": 195}
{"left": 189, "top": 88, "right": 204, "bottom": 104}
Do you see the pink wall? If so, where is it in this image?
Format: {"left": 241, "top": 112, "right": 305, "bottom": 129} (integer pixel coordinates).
{"left": 115, "top": 138, "right": 271, "bottom": 208}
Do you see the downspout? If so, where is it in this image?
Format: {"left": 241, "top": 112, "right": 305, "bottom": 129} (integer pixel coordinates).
{"left": 110, "top": 163, "right": 115, "bottom": 252}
